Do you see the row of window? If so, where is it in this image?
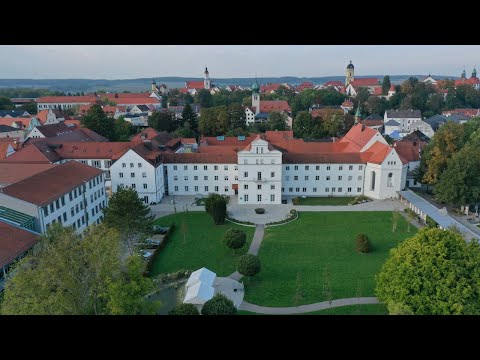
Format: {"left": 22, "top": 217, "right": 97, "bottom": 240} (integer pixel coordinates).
{"left": 173, "top": 185, "right": 230, "bottom": 193}
{"left": 119, "top": 172, "right": 147, "bottom": 178}
{"left": 80, "top": 160, "right": 112, "bottom": 169}
{"left": 285, "top": 175, "right": 363, "bottom": 181}
{"left": 243, "top": 184, "right": 275, "bottom": 190}
{"left": 173, "top": 175, "right": 239, "bottom": 181}
{"left": 243, "top": 194, "right": 275, "bottom": 202}
{"left": 282, "top": 187, "right": 361, "bottom": 193}
{"left": 242, "top": 159, "right": 276, "bottom": 165}
{"left": 242, "top": 172, "right": 274, "bottom": 179}
{"left": 118, "top": 183, "right": 148, "bottom": 190}
{"left": 172, "top": 165, "right": 239, "bottom": 171}
{"left": 70, "top": 200, "right": 107, "bottom": 219}
{"left": 285, "top": 165, "right": 363, "bottom": 171}
{"left": 122, "top": 162, "right": 143, "bottom": 168}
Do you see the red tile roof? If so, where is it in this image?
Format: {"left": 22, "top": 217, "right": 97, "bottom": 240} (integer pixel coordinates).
{"left": 341, "top": 99, "right": 354, "bottom": 107}
{"left": 64, "top": 119, "right": 81, "bottom": 127}
{"left": 373, "top": 87, "right": 383, "bottom": 95}
{"left": 37, "top": 96, "right": 96, "bottom": 104}
{"left": 324, "top": 81, "right": 344, "bottom": 87}
{"left": 110, "top": 98, "right": 160, "bottom": 105}
{"left": 0, "top": 221, "right": 39, "bottom": 268}
{"left": 389, "top": 85, "right": 396, "bottom": 91}
{"left": 0, "top": 140, "right": 62, "bottom": 164}
{"left": 0, "top": 163, "right": 56, "bottom": 186}
{"left": 393, "top": 141, "right": 425, "bottom": 162}
{"left": 35, "top": 110, "right": 49, "bottom": 123}
{"left": 260, "top": 83, "right": 281, "bottom": 93}
{"left": 32, "top": 122, "right": 77, "bottom": 138}
{"left": 351, "top": 78, "right": 380, "bottom": 87}
{"left": 361, "top": 119, "right": 384, "bottom": 127}
{"left": 442, "top": 108, "right": 480, "bottom": 117}
{"left": 53, "top": 142, "right": 132, "bottom": 160}
{"left": 2, "top": 161, "right": 104, "bottom": 206}
{"left": 186, "top": 81, "right": 205, "bottom": 90}
{"left": 181, "top": 138, "right": 197, "bottom": 145}
{"left": 363, "top": 141, "right": 392, "bottom": 164}
{"left": 339, "top": 123, "right": 379, "bottom": 152}
{"left": 455, "top": 77, "right": 480, "bottom": 86}
{"left": 259, "top": 101, "right": 291, "bottom": 113}
{"left": 179, "top": 88, "right": 190, "bottom": 94}
{"left": 102, "top": 105, "right": 126, "bottom": 114}
{"left": 0, "top": 118, "right": 15, "bottom": 127}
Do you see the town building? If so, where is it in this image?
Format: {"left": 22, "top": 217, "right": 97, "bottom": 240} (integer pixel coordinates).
{"left": 0, "top": 125, "right": 24, "bottom": 140}
{"left": 383, "top": 109, "right": 422, "bottom": 137}
{"left": 0, "top": 161, "right": 107, "bottom": 234}
{"left": 344, "top": 61, "right": 381, "bottom": 96}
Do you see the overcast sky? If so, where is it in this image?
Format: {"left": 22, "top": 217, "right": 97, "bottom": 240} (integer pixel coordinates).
{"left": 1, "top": 45, "right": 479, "bottom": 79}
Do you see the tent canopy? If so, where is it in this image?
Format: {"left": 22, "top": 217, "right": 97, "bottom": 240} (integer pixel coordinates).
{"left": 186, "top": 267, "right": 216, "bottom": 288}
{"left": 183, "top": 281, "right": 215, "bottom": 305}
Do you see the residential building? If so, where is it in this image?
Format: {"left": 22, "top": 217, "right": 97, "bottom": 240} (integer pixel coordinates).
{"left": 247, "top": 81, "right": 292, "bottom": 128}
{"left": 0, "top": 161, "right": 107, "bottom": 234}
{"left": 0, "top": 138, "right": 18, "bottom": 159}
{"left": 0, "top": 163, "right": 56, "bottom": 188}
{"left": 0, "top": 125, "right": 24, "bottom": 140}
{"left": 384, "top": 109, "right": 422, "bottom": 136}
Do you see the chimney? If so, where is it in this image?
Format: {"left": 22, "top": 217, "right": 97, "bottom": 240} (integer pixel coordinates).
{"left": 361, "top": 124, "right": 365, "bottom": 131}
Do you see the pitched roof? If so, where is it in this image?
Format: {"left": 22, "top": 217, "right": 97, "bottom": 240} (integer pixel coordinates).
{"left": 324, "top": 81, "right": 344, "bottom": 87}
{"left": 384, "top": 120, "right": 400, "bottom": 126}
{"left": 0, "top": 163, "right": 56, "bottom": 186}
{"left": 181, "top": 138, "right": 197, "bottom": 145}
{"left": 0, "top": 221, "right": 39, "bottom": 268}
{"left": 423, "top": 114, "right": 448, "bottom": 129}
{"left": 186, "top": 81, "right": 205, "bottom": 90}
{"left": 339, "top": 123, "right": 379, "bottom": 152}
{"left": 259, "top": 100, "right": 291, "bottom": 113}
{"left": 51, "top": 141, "right": 131, "bottom": 160}
{"left": 260, "top": 83, "right": 281, "bottom": 93}
{"left": 0, "top": 140, "right": 62, "bottom": 164}
{"left": 351, "top": 78, "right": 380, "bottom": 87}
{"left": 200, "top": 134, "right": 257, "bottom": 147}
{"left": 385, "top": 109, "right": 422, "bottom": 118}
{"left": 34, "top": 110, "right": 50, "bottom": 123}
{"left": 2, "top": 161, "right": 104, "bottom": 206}
{"left": 364, "top": 114, "right": 383, "bottom": 121}
{"left": 111, "top": 98, "right": 160, "bottom": 105}
{"left": 361, "top": 119, "right": 384, "bottom": 127}
{"left": 363, "top": 141, "right": 393, "bottom": 164}
{"left": 393, "top": 141, "right": 425, "bottom": 162}
{"left": 37, "top": 95, "right": 96, "bottom": 104}
{"left": 0, "top": 125, "right": 19, "bottom": 133}
{"left": 32, "top": 122, "right": 76, "bottom": 138}
{"left": 400, "top": 130, "right": 430, "bottom": 142}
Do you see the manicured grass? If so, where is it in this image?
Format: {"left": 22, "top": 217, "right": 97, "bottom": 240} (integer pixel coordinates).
{"left": 149, "top": 212, "right": 255, "bottom": 277}
{"left": 293, "top": 197, "right": 355, "bottom": 206}
{"left": 244, "top": 211, "right": 415, "bottom": 307}
{"left": 237, "top": 304, "right": 388, "bottom": 315}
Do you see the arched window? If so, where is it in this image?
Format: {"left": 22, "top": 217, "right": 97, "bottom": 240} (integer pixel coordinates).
{"left": 371, "top": 171, "right": 376, "bottom": 191}
{"left": 387, "top": 172, "right": 393, "bottom": 187}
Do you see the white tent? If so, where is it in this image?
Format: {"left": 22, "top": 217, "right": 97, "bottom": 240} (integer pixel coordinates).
{"left": 183, "top": 281, "right": 215, "bottom": 305}
{"left": 185, "top": 267, "right": 216, "bottom": 288}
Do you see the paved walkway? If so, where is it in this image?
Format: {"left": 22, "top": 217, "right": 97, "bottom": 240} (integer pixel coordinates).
{"left": 228, "top": 224, "right": 265, "bottom": 281}
{"left": 239, "top": 297, "right": 380, "bottom": 314}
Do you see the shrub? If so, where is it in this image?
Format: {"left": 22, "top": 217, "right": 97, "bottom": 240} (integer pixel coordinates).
{"left": 355, "top": 233, "right": 371, "bottom": 253}
{"left": 201, "top": 294, "right": 237, "bottom": 315}
{"left": 292, "top": 197, "right": 300, "bottom": 205}
{"left": 223, "top": 228, "right": 246, "bottom": 250}
{"left": 349, "top": 195, "right": 372, "bottom": 205}
{"left": 236, "top": 254, "right": 261, "bottom": 277}
{"left": 225, "top": 216, "right": 255, "bottom": 226}
{"left": 255, "top": 208, "right": 265, "bottom": 214}
{"left": 205, "top": 193, "right": 227, "bottom": 225}
{"left": 426, "top": 215, "right": 438, "bottom": 228}
{"left": 169, "top": 303, "right": 200, "bottom": 315}
{"left": 145, "top": 222, "right": 176, "bottom": 275}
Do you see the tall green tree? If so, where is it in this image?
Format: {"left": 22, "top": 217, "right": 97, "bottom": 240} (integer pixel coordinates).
{"left": 195, "top": 89, "right": 213, "bottom": 108}
{"left": 114, "top": 116, "right": 136, "bottom": 141}
{"left": 1, "top": 224, "right": 122, "bottom": 315}
{"left": 434, "top": 142, "right": 480, "bottom": 207}
{"left": 228, "top": 103, "right": 246, "bottom": 130}
{"left": 181, "top": 103, "right": 198, "bottom": 131}
{"left": 0, "top": 97, "right": 14, "bottom": 110}
{"left": 80, "top": 104, "right": 116, "bottom": 140}
{"left": 376, "top": 228, "right": 480, "bottom": 315}
{"left": 198, "top": 106, "right": 229, "bottom": 136}
{"left": 204, "top": 193, "right": 227, "bottom": 225}
{"left": 201, "top": 294, "right": 237, "bottom": 315}
{"left": 267, "top": 111, "right": 287, "bottom": 131}
{"left": 102, "top": 187, "right": 154, "bottom": 255}
{"left": 381, "top": 75, "right": 391, "bottom": 95}
{"left": 20, "top": 101, "right": 38, "bottom": 115}
{"left": 148, "top": 111, "right": 177, "bottom": 133}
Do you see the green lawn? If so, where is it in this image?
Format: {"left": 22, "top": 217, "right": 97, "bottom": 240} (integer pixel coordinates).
{"left": 237, "top": 304, "right": 388, "bottom": 315}
{"left": 293, "top": 197, "right": 355, "bottom": 206}
{"left": 243, "top": 211, "right": 414, "bottom": 307}
{"left": 149, "top": 212, "right": 255, "bottom": 277}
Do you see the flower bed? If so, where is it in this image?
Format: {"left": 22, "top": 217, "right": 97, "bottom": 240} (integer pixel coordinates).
{"left": 266, "top": 209, "right": 298, "bottom": 227}
{"left": 255, "top": 208, "right": 265, "bottom": 214}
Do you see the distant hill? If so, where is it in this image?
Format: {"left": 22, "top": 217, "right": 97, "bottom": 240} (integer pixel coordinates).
{"left": 0, "top": 75, "right": 457, "bottom": 93}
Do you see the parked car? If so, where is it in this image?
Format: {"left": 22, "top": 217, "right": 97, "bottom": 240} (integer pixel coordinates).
{"left": 152, "top": 225, "right": 168, "bottom": 234}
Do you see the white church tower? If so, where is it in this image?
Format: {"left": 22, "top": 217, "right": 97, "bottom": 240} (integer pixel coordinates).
{"left": 251, "top": 80, "right": 260, "bottom": 115}
{"left": 204, "top": 67, "right": 211, "bottom": 89}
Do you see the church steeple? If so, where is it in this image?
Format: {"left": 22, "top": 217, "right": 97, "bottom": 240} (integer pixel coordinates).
{"left": 461, "top": 68, "right": 467, "bottom": 79}
{"left": 204, "top": 67, "right": 211, "bottom": 89}
{"left": 354, "top": 105, "right": 362, "bottom": 124}
{"left": 252, "top": 78, "right": 260, "bottom": 115}
{"left": 345, "top": 60, "right": 355, "bottom": 86}
{"left": 151, "top": 78, "right": 158, "bottom": 93}
{"left": 472, "top": 67, "right": 477, "bottom": 79}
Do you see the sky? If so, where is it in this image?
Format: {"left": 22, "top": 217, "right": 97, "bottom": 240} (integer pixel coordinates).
{"left": 1, "top": 45, "right": 479, "bottom": 79}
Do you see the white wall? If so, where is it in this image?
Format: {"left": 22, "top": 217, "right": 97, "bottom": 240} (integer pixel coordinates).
{"left": 237, "top": 139, "right": 282, "bottom": 204}
{"left": 281, "top": 163, "right": 365, "bottom": 197}
{"left": 37, "top": 102, "right": 90, "bottom": 111}
{"left": 165, "top": 163, "right": 238, "bottom": 197}
{"left": 110, "top": 149, "right": 164, "bottom": 204}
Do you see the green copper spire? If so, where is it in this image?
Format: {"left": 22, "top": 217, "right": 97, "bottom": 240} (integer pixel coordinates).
{"left": 355, "top": 106, "right": 362, "bottom": 118}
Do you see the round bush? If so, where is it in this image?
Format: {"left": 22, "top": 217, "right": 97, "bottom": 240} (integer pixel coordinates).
{"left": 236, "top": 254, "right": 261, "bottom": 277}
{"left": 223, "top": 228, "right": 246, "bottom": 250}
{"left": 169, "top": 303, "right": 200, "bottom": 315}
{"left": 355, "top": 234, "right": 371, "bottom": 253}
{"left": 255, "top": 208, "right": 265, "bottom": 214}
{"left": 201, "top": 294, "right": 237, "bottom": 315}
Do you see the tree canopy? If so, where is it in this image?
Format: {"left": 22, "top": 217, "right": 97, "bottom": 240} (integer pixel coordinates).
{"left": 201, "top": 293, "right": 237, "bottom": 315}
{"left": 376, "top": 228, "right": 480, "bottom": 315}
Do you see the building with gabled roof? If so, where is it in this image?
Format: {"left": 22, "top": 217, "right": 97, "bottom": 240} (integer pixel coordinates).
{"left": 0, "top": 161, "right": 107, "bottom": 234}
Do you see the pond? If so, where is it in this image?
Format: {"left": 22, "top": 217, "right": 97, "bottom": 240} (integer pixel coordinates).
{"left": 148, "top": 281, "right": 187, "bottom": 315}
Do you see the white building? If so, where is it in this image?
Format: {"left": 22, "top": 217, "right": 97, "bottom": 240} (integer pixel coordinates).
{"left": 237, "top": 136, "right": 282, "bottom": 204}
{"left": 384, "top": 109, "right": 422, "bottom": 135}
{"left": 0, "top": 161, "right": 107, "bottom": 234}
{"left": 143, "top": 125, "right": 408, "bottom": 204}
{"left": 110, "top": 144, "right": 166, "bottom": 205}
